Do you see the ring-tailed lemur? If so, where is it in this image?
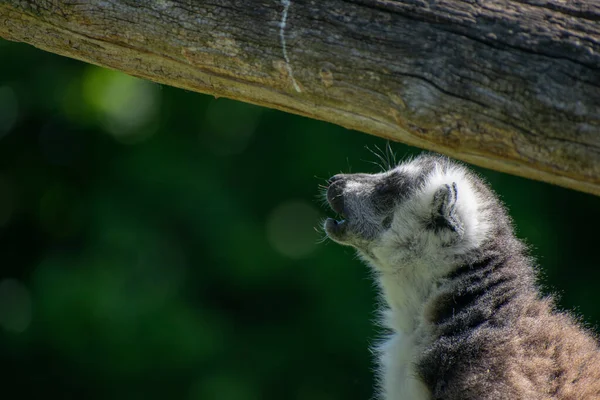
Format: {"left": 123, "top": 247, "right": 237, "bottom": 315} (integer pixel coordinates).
{"left": 323, "top": 153, "right": 600, "bottom": 400}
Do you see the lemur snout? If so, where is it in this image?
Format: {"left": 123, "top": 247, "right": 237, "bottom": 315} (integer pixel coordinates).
{"left": 326, "top": 176, "right": 346, "bottom": 216}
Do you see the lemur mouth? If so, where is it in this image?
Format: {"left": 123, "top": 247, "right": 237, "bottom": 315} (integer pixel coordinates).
{"left": 324, "top": 176, "right": 349, "bottom": 239}
{"left": 325, "top": 217, "right": 347, "bottom": 235}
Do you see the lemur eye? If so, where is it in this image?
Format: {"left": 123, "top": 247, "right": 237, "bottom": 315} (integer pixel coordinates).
{"left": 375, "top": 182, "right": 392, "bottom": 195}
{"left": 375, "top": 172, "right": 403, "bottom": 197}
{"left": 374, "top": 181, "right": 396, "bottom": 212}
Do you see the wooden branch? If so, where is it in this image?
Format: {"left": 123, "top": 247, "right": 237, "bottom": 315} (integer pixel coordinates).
{"left": 1, "top": 0, "right": 599, "bottom": 195}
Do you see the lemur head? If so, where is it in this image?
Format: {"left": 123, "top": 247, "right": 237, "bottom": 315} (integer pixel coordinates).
{"left": 324, "top": 154, "right": 493, "bottom": 271}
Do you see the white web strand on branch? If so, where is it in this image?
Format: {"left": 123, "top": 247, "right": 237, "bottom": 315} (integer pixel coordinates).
{"left": 279, "top": 0, "right": 302, "bottom": 92}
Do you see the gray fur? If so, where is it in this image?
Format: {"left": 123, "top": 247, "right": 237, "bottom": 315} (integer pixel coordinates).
{"left": 323, "top": 153, "right": 600, "bottom": 400}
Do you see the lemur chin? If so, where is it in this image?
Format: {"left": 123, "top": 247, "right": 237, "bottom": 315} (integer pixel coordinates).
{"left": 323, "top": 153, "right": 600, "bottom": 400}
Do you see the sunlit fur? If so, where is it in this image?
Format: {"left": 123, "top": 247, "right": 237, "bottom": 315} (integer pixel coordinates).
{"left": 323, "top": 153, "right": 600, "bottom": 400}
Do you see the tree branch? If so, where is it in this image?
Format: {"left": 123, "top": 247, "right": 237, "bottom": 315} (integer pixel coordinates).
{"left": 1, "top": 0, "right": 599, "bottom": 194}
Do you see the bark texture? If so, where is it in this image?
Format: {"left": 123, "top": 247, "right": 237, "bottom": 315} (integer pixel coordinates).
{"left": 1, "top": 0, "right": 599, "bottom": 194}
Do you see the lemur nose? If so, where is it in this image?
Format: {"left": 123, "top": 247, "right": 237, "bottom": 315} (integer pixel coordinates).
{"left": 328, "top": 174, "right": 345, "bottom": 185}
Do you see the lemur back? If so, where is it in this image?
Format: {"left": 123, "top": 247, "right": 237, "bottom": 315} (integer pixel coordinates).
{"left": 322, "top": 153, "right": 600, "bottom": 400}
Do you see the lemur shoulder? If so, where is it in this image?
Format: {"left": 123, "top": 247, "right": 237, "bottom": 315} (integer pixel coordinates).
{"left": 323, "top": 153, "right": 600, "bottom": 400}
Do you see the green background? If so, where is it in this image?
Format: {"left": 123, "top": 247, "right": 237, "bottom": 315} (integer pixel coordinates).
{"left": 0, "top": 39, "right": 599, "bottom": 399}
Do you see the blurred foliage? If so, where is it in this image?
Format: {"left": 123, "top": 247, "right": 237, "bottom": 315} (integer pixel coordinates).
{"left": 0, "top": 38, "right": 599, "bottom": 399}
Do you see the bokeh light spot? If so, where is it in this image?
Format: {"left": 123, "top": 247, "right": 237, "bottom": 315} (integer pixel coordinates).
{"left": 0, "top": 279, "right": 32, "bottom": 334}
{"left": 266, "top": 200, "right": 320, "bottom": 259}
{"left": 83, "top": 67, "right": 160, "bottom": 144}
{"left": 0, "top": 85, "right": 19, "bottom": 138}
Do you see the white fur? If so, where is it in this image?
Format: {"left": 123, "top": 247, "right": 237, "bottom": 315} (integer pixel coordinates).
{"left": 378, "top": 331, "right": 431, "bottom": 400}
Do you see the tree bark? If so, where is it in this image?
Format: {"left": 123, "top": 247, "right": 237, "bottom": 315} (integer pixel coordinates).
{"left": 1, "top": 0, "right": 599, "bottom": 195}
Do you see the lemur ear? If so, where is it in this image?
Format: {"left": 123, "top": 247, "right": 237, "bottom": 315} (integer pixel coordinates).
{"left": 430, "top": 182, "right": 464, "bottom": 236}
